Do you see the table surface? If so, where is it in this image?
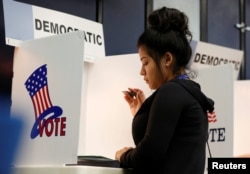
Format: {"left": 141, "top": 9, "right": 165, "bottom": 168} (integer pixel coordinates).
{"left": 12, "top": 165, "right": 133, "bottom": 174}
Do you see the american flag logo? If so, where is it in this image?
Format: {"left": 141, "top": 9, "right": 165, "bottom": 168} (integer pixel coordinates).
{"left": 25, "top": 64, "right": 52, "bottom": 118}
{"left": 208, "top": 111, "right": 217, "bottom": 123}
{"left": 25, "top": 64, "right": 63, "bottom": 139}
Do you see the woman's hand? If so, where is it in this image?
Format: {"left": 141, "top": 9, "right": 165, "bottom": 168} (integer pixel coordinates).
{"left": 115, "top": 147, "right": 133, "bottom": 162}
{"left": 122, "top": 88, "right": 145, "bottom": 116}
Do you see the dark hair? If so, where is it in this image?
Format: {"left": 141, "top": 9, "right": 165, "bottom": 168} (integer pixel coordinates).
{"left": 137, "top": 7, "right": 192, "bottom": 75}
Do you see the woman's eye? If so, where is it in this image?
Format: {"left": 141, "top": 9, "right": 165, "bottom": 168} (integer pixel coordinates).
{"left": 142, "top": 62, "right": 148, "bottom": 66}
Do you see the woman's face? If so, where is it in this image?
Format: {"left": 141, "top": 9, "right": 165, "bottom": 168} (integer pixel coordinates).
{"left": 138, "top": 46, "right": 164, "bottom": 90}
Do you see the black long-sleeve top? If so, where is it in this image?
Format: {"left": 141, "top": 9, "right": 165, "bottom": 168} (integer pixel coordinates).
{"left": 120, "top": 79, "right": 214, "bottom": 174}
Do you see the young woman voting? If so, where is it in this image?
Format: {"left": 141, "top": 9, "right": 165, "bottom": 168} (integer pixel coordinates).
{"left": 115, "top": 6, "right": 214, "bottom": 174}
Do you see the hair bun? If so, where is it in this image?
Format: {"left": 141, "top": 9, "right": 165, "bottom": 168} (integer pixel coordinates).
{"left": 148, "top": 7, "right": 191, "bottom": 37}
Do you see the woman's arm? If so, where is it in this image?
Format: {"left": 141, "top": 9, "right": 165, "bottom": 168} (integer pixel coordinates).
{"left": 119, "top": 83, "right": 185, "bottom": 167}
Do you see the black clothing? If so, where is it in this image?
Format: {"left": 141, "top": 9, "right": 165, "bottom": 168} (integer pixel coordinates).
{"left": 120, "top": 79, "right": 214, "bottom": 174}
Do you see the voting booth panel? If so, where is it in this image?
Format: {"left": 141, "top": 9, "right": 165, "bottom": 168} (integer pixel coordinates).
{"left": 78, "top": 54, "right": 152, "bottom": 158}
{"left": 194, "top": 65, "right": 234, "bottom": 158}
{"left": 11, "top": 31, "right": 85, "bottom": 165}
{"left": 194, "top": 65, "right": 234, "bottom": 174}
{"left": 234, "top": 81, "right": 250, "bottom": 157}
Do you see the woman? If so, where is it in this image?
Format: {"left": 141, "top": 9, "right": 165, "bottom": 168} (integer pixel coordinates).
{"left": 115, "top": 6, "right": 214, "bottom": 174}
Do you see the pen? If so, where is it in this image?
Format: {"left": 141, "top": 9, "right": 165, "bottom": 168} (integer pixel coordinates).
{"left": 122, "top": 91, "right": 136, "bottom": 98}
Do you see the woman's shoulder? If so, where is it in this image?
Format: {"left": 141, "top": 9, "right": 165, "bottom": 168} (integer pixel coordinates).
{"left": 165, "top": 79, "right": 201, "bottom": 90}
{"left": 160, "top": 79, "right": 193, "bottom": 91}
{"left": 153, "top": 80, "right": 187, "bottom": 100}
{"left": 157, "top": 79, "right": 201, "bottom": 99}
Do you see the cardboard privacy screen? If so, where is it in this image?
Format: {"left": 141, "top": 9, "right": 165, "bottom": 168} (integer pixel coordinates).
{"left": 11, "top": 31, "right": 85, "bottom": 165}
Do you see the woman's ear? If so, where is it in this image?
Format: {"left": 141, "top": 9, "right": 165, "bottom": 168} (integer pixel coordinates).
{"left": 163, "top": 52, "right": 174, "bottom": 66}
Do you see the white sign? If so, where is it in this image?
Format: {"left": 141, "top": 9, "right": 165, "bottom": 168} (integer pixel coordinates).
{"left": 3, "top": 0, "right": 105, "bottom": 62}
{"left": 189, "top": 41, "right": 243, "bottom": 80}
{"left": 11, "top": 31, "right": 84, "bottom": 165}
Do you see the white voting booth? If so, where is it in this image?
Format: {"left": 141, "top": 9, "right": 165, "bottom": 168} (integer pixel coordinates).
{"left": 11, "top": 31, "right": 132, "bottom": 174}
{"left": 234, "top": 81, "right": 250, "bottom": 157}
{"left": 12, "top": 31, "right": 85, "bottom": 165}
